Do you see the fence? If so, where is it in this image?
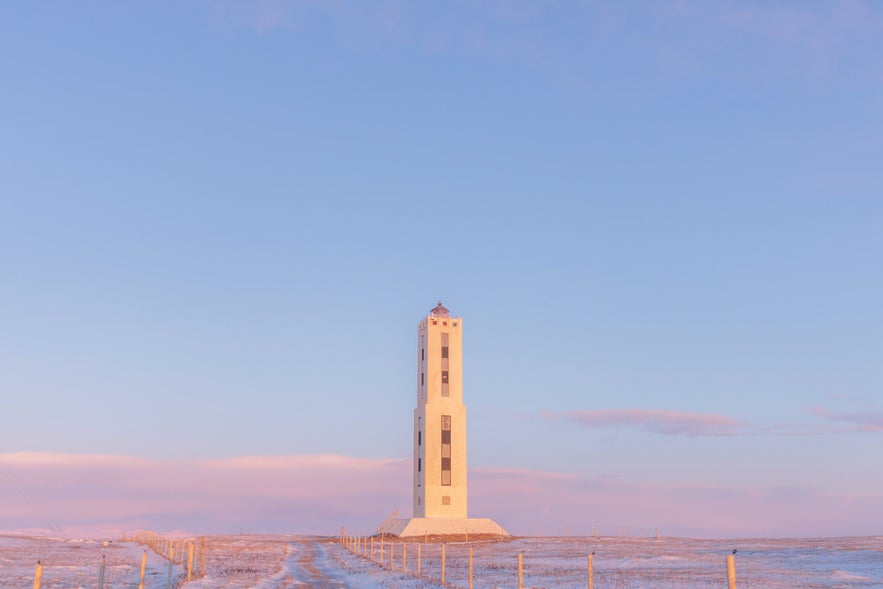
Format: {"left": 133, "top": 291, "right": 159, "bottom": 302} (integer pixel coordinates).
{"left": 338, "top": 531, "right": 740, "bottom": 588}
{"left": 126, "top": 532, "right": 208, "bottom": 586}
{"left": 28, "top": 532, "right": 207, "bottom": 589}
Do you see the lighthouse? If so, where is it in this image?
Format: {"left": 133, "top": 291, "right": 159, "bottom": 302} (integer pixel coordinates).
{"left": 413, "top": 301, "right": 468, "bottom": 518}
{"left": 385, "top": 302, "right": 508, "bottom": 537}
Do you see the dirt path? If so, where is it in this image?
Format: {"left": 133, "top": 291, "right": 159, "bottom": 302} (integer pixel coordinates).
{"left": 279, "top": 541, "right": 348, "bottom": 588}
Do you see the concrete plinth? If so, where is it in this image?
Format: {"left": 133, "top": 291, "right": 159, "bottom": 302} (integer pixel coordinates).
{"left": 383, "top": 517, "right": 509, "bottom": 538}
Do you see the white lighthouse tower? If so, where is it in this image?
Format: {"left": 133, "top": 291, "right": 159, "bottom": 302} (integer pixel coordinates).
{"left": 386, "top": 302, "right": 507, "bottom": 537}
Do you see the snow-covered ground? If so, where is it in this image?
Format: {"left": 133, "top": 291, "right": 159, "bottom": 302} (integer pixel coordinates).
{"left": 0, "top": 534, "right": 184, "bottom": 588}
{"left": 2, "top": 533, "right": 881, "bottom": 588}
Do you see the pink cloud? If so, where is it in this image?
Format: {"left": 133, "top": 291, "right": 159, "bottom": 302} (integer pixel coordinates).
{"left": 810, "top": 407, "right": 883, "bottom": 432}
{"left": 0, "top": 452, "right": 410, "bottom": 537}
{"left": 469, "top": 467, "right": 883, "bottom": 538}
{"left": 2, "top": 452, "right": 881, "bottom": 539}
{"left": 545, "top": 409, "right": 747, "bottom": 436}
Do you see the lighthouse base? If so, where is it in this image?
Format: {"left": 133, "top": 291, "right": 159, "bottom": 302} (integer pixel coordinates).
{"left": 381, "top": 517, "right": 508, "bottom": 538}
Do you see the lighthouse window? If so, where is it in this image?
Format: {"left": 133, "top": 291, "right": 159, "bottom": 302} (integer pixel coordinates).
{"left": 441, "top": 415, "right": 452, "bottom": 486}
{"left": 440, "top": 333, "right": 450, "bottom": 396}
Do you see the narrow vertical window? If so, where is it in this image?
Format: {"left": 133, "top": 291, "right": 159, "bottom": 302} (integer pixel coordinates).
{"left": 441, "top": 333, "right": 450, "bottom": 396}
{"left": 441, "top": 415, "right": 452, "bottom": 486}
{"left": 419, "top": 334, "right": 425, "bottom": 400}
{"left": 418, "top": 431, "right": 421, "bottom": 446}
{"left": 418, "top": 458, "right": 421, "bottom": 472}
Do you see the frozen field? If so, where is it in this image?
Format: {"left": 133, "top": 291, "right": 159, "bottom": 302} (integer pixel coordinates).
{"left": 1, "top": 533, "right": 881, "bottom": 588}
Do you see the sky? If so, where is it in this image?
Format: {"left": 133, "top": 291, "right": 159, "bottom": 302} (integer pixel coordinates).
{"left": 1, "top": 1, "right": 882, "bottom": 539}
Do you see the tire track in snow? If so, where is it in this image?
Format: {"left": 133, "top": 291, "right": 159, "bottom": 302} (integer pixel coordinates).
{"left": 272, "top": 541, "right": 348, "bottom": 588}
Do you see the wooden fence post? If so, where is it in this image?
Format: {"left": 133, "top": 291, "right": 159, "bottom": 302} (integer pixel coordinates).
{"left": 518, "top": 552, "right": 523, "bottom": 589}
{"left": 33, "top": 561, "right": 43, "bottom": 589}
{"left": 139, "top": 550, "right": 147, "bottom": 589}
{"left": 402, "top": 542, "right": 407, "bottom": 571}
{"left": 441, "top": 543, "right": 446, "bottom": 585}
{"left": 417, "top": 543, "right": 422, "bottom": 578}
{"left": 201, "top": 537, "right": 206, "bottom": 578}
{"left": 727, "top": 553, "right": 737, "bottom": 589}
{"left": 469, "top": 545, "right": 474, "bottom": 589}
{"left": 188, "top": 541, "right": 195, "bottom": 581}
{"left": 98, "top": 555, "right": 106, "bottom": 589}
{"left": 371, "top": 537, "right": 375, "bottom": 562}
{"left": 166, "top": 558, "right": 173, "bottom": 589}
{"left": 587, "top": 553, "right": 594, "bottom": 589}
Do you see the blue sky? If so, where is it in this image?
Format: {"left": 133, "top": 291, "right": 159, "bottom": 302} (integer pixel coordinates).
{"left": 1, "top": 1, "right": 882, "bottom": 537}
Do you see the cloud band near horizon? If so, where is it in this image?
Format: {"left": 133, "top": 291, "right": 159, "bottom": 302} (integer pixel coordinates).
{"left": 1, "top": 451, "right": 881, "bottom": 540}
{"left": 544, "top": 409, "right": 747, "bottom": 436}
